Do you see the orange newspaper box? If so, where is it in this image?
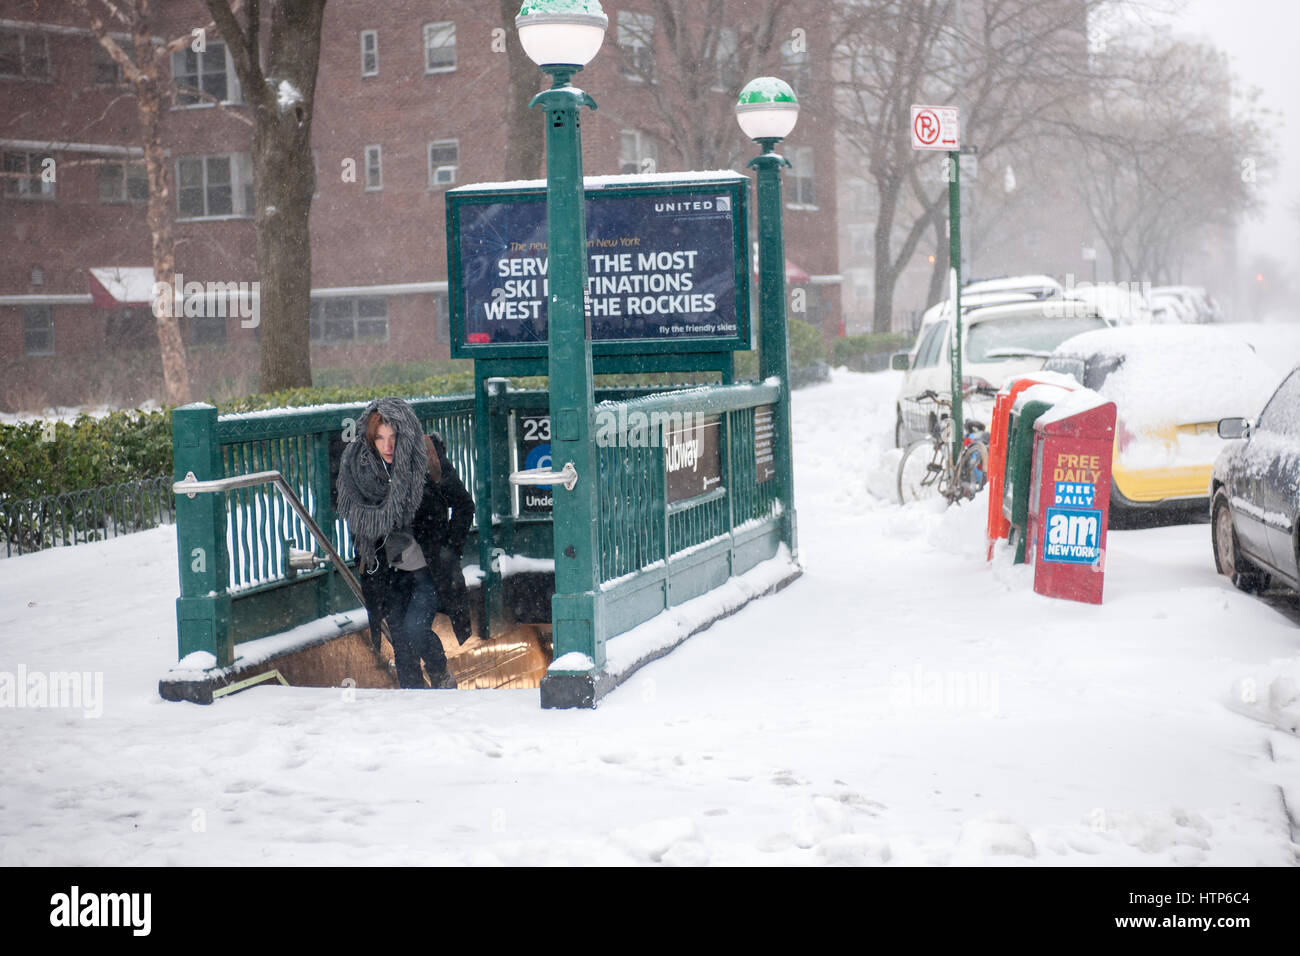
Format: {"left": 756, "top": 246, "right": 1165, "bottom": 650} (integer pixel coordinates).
{"left": 986, "top": 374, "right": 1077, "bottom": 557}
{"left": 1026, "top": 396, "right": 1117, "bottom": 605}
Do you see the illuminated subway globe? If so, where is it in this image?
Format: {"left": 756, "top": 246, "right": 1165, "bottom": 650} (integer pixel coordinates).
{"left": 735, "top": 77, "right": 800, "bottom": 141}
{"left": 516, "top": 0, "right": 608, "bottom": 68}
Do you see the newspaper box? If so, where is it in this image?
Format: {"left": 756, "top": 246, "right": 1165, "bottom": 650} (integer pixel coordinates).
{"left": 1027, "top": 398, "right": 1117, "bottom": 604}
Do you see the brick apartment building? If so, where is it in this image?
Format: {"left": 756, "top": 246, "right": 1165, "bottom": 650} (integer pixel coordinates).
{"left": 0, "top": 0, "right": 839, "bottom": 411}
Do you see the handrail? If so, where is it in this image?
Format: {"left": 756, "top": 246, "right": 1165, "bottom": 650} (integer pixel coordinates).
{"left": 173, "top": 469, "right": 364, "bottom": 607}
{"left": 508, "top": 462, "right": 579, "bottom": 491}
{"left": 596, "top": 380, "right": 781, "bottom": 417}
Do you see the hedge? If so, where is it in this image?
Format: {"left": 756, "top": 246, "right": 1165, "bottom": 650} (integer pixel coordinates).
{"left": 1, "top": 321, "right": 861, "bottom": 498}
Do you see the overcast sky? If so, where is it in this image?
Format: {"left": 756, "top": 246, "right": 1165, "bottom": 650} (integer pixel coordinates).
{"left": 1172, "top": 0, "right": 1298, "bottom": 267}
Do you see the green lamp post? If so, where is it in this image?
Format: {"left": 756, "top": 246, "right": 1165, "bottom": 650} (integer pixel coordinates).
{"left": 516, "top": 0, "right": 607, "bottom": 697}
{"left": 736, "top": 77, "right": 799, "bottom": 556}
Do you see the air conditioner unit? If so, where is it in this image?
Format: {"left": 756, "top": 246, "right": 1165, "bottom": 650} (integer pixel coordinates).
{"left": 433, "top": 165, "right": 456, "bottom": 185}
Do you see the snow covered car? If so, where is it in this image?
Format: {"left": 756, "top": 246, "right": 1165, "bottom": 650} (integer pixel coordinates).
{"left": 1212, "top": 366, "right": 1300, "bottom": 592}
{"left": 893, "top": 300, "right": 1110, "bottom": 447}
{"left": 1062, "top": 282, "right": 1153, "bottom": 325}
{"left": 961, "top": 274, "right": 1063, "bottom": 300}
{"left": 1150, "top": 285, "right": 1223, "bottom": 324}
{"left": 1043, "top": 326, "right": 1277, "bottom": 515}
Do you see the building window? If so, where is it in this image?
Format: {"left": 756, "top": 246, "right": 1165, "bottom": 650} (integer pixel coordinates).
{"left": 171, "top": 42, "right": 239, "bottom": 106}
{"left": 92, "top": 42, "right": 124, "bottom": 85}
{"left": 423, "top": 22, "right": 455, "bottom": 73}
{"left": 188, "top": 311, "right": 228, "bottom": 347}
{"left": 23, "top": 305, "right": 53, "bottom": 356}
{"left": 713, "top": 26, "right": 740, "bottom": 92}
{"left": 360, "top": 30, "right": 378, "bottom": 76}
{"left": 0, "top": 30, "right": 51, "bottom": 80}
{"left": 176, "top": 154, "right": 253, "bottom": 219}
{"left": 617, "top": 11, "right": 655, "bottom": 82}
{"left": 781, "top": 37, "right": 811, "bottom": 97}
{"left": 310, "top": 297, "right": 389, "bottom": 345}
{"left": 844, "top": 177, "right": 870, "bottom": 215}
{"left": 3, "top": 151, "right": 56, "bottom": 200}
{"left": 434, "top": 291, "right": 449, "bottom": 344}
{"left": 103, "top": 307, "right": 153, "bottom": 348}
{"left": 364, "top": 145, "right": 382, "bottom": 190}
{"left": 620, "top": 129, "right": 658, "bottom": 175}
{"left": 428, "top": 140, "right": 458, "bottom": 187}
{"left": 849, "top": 225, "right": 872, "bottom": 259}
{"left": 787, "top": 146, "right": 816, "bottom": 208}
{"left": 99, "top": 162, "right": 149, "bottom": 203}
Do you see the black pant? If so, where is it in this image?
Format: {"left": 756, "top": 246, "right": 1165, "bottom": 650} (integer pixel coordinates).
{"left": 389, "top": 567, "right": 445, "bottom": 688}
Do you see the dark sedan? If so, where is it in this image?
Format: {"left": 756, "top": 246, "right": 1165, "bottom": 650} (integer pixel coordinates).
{"left": 1212, "top": 366, "right": 1300, "bottom": 592}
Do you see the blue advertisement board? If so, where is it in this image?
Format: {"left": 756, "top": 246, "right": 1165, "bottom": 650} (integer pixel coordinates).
{"left": 446, "top": 176, "right": 750, "bottom": 358}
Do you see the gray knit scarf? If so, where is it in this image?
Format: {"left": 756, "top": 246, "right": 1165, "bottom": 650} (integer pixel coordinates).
{"left": 336, "top": 397, "right": 428, "bottom": 570}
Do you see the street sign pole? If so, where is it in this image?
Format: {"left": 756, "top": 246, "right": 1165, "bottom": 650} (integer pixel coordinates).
{"left": 948, "top": 149, "right": 963, "bottom": 465}
{"left": 911, "top": 105, "right": 964, "bottom": 463}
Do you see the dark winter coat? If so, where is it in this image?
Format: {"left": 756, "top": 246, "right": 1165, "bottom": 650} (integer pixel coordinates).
{"left": 336, "top": 398, "right": 474, "bottom": 648}
{"left": 358, "top": 433, "right": 475, "bottom": 647}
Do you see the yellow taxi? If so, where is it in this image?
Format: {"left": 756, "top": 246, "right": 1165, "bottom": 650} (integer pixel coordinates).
{"left": 1042, "top": 326, "right": 1277, "bottom": 516}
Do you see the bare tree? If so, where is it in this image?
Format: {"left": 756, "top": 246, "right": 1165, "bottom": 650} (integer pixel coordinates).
{"left": 1063, "top": 35, "right": 1272, "bottom": 283}
{"left": 68, "top": 0, "right": 211, "bottom": 405}
{"left": 498, "top": 0, "right": 545, "bottom": 181}
{"left": 608, "top": 0, "right": 789, "bottom": 171}
{"left": 833, "top": 0, "right": 1109, "bottom": 332}
{"left": 204, "top": 0, "right": 326, "bottom": 393}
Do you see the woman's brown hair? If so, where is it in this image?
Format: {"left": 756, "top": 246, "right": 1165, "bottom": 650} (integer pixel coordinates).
{"left": 364, "top": 412, "right": 391, "bottom": 452}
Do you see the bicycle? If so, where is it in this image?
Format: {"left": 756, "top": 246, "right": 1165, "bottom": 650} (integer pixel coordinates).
{"left": 896, "top": 389, "right": 991, "bottom": 505}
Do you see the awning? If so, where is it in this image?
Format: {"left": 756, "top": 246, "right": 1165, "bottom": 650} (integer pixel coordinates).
{"left": 88, "top": 267, "right": 155, "bottom": 308}
{"left": 752, "top": 258, "right": 812, "bottom": 283}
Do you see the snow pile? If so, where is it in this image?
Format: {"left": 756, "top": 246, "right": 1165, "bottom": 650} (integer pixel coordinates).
{"left": 1, "top": 362, "right": 1298, "bottom": 867}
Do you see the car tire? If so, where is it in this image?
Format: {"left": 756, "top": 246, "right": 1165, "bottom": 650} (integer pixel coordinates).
{"left": 1212, "top": 488, "right": 1269, "bottom": 593}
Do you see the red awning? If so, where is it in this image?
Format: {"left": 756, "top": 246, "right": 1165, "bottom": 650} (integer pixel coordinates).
{"left": 785, "top": 259, "right": 811, "bottom": 284}
{"left": 88, "top": 267, "right": 155, "bottom": 308}
{"left": 751, "top": 258, "right": 812, "bottom": 284}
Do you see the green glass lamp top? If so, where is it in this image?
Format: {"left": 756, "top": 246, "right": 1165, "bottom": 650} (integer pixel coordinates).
{"left": 737, "top": 77, "right": 798, "bottom": 107}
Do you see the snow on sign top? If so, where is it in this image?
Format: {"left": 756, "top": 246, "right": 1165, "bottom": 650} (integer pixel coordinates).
{"left": 911, "top": 104, "right": 959, "bottom": 151}
{"left": 447, "top": 169, "right": 745, "bottom": 193}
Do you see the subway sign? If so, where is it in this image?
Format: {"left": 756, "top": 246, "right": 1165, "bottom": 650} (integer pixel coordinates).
{"left": 446, "top": 174, "right": 751, "bottom": 358}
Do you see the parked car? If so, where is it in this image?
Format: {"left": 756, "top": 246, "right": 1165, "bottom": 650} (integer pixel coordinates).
{"left": 1043, "top": 326, "right": 1277, "bottom": 516}
{"left": 1150, "top": 285, "right": 1223, "bottom": 324}
{"left": 1062, "top": 282, "right": 1153, "bottom": 325}
{"left": 1212, "top": 366, "right": 1300, "bottom": 592}
{"left": 961, "top": 274, "right": 1064, "bottom": 300}
{"left": 893, "top": 300, "right": 1111, "bottom": 447}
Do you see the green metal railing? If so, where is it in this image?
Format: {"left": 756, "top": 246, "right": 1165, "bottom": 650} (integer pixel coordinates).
{"left": 173, "top": 396, "right": 476, "bottom": 666}
{"left": 171, "top": 380, "right": 789, "bottom": 676}
{"left": 590, "top": 381, "right": 785, "bottom": 642}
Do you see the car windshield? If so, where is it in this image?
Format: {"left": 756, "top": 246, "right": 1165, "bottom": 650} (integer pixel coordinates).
{"left": 965, "top": 315, "right": 1108, "bottom": 363}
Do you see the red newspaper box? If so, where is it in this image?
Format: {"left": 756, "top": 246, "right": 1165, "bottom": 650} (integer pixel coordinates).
{"left": 1027, "top": 396, "right": 1117, "bottom": 605}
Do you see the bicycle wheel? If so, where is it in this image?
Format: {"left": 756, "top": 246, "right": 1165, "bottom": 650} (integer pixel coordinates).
{"left": 950, "top": 441, "right": 990, "bottom": 502}
{"left": 898, "top": 439, "right": 945, "bottom": 504}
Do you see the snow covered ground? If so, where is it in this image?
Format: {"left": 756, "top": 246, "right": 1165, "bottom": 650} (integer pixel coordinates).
{"left": 2, "top": 364, "right": 1299, "bottom": 866}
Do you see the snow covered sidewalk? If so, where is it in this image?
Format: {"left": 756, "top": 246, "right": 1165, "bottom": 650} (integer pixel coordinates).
{"left": 1, "top": 368, "right": 1297, "bottom": 865}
